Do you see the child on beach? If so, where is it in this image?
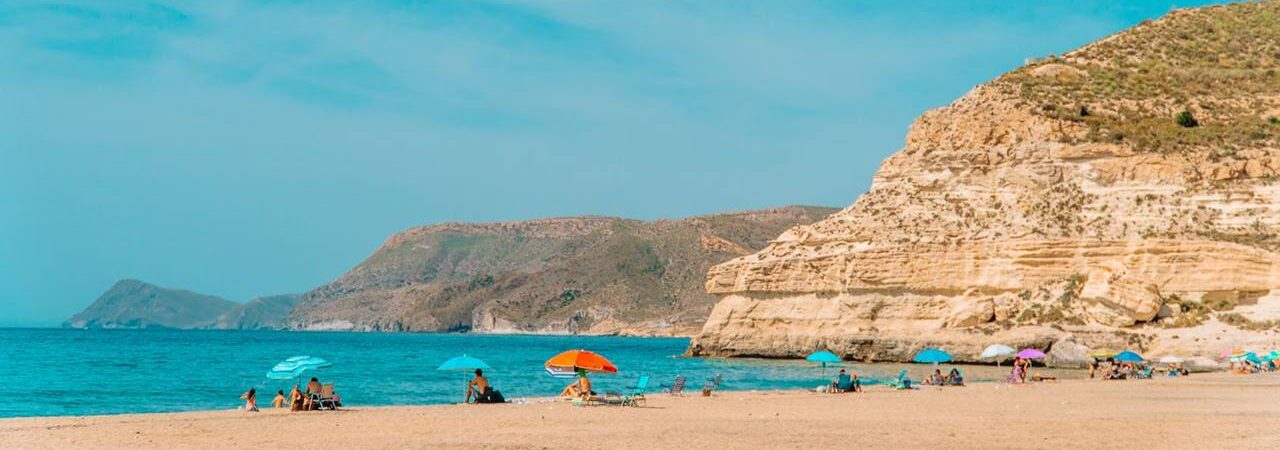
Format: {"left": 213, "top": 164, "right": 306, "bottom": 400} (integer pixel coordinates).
{"left": 272, "top": 390, "right": 286, "bottom": 409}
{"left": 240, "top": 388, "right": 258, "bottom": 412}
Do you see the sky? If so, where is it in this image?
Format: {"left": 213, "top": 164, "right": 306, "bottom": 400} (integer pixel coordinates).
{"left": 0, "top": 0, "right": 1234, "bottom": 327}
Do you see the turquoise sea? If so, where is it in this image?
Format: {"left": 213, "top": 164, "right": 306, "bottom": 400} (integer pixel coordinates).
{"left": 0, "top": 329, "right": 1082, "bottom": 418}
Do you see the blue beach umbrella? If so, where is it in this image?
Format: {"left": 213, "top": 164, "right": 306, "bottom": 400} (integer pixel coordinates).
{"left": 438, "top": 355, "right": 491, "bottom": 403}
{"left": 912, "top": 348, "right": 953, "bottom": 364}
{"left": 436, "top": 354, "right": 491, "bottom": 372}
{"left": 1113, "top": 351, "right": 1144, "bottom": 363}
{"left": 267, "top": 356, "right": 331, "bottom": 380}
{"left": 806, "top": 350, "right": 843, "bottom": 377}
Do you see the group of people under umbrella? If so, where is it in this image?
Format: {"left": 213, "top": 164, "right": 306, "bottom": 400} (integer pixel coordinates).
{"left": 1221, "top": 348, "right": 1280, "bottom": 374}
{"left": 241, "top": 349, "right": 626, "bottom": 411}
{"left": 805, "top": 344, "right": 1170, "bottom": 391}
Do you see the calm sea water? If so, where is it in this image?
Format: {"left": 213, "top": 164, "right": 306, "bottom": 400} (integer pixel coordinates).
{"left": 0, "top": 329, "right": 1083, "bottom": 418}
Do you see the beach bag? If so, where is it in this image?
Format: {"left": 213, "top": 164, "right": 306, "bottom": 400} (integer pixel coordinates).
{"left": 488, "top": 389, "right": 505, "bottom": 403}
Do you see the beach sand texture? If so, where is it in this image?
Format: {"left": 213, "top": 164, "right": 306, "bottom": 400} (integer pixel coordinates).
{"left": 3, "top": 373, "right": 1278, "bottom": 450}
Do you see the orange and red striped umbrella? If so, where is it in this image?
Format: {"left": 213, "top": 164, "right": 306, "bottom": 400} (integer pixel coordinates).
{"left": 545, "top": 349, "right": 618, "bottom": 374}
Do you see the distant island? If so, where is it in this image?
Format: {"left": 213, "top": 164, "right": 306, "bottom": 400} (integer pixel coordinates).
{"left": 64, "top": 279, "right": 301, "bottom": 330}
{"left": 65, "top": 206, "right": 836, "bottom": 336}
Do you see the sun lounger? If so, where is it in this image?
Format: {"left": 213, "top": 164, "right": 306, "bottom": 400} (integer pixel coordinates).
{"left": 887, "top": 370, "right": 914, "bottom": 390}
{"left": 662, "top": 375, "right": 687, "bottom": 396}
{"left": 702, "top": 374, "right": 723, "bottom": 395}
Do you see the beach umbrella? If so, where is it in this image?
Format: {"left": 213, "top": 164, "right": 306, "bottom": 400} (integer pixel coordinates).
{"left": 436, "top": 354, "right": 490, "bottom": 372}
{"left": 1223, "top": 348, "right": 1248, "bottom": 359}
{"left": 805, "top": 350, "right": 843, "bottom": 377}
{"left": 1016, "top": 349, "right": 1047, "bottom": 360}
{"left": 1088, "top": 349, "right": 1118, "bottom": 360}
{"left": 437, "top": 355, "right": 491, "bottom": 403}
{"left": 981, "top": 344, "right": 1015, "bottom": 367}
{"left": 266, "top": 356, "right": 331, "bottom": 381}
{"left": 544, "top": 366, "right": 580, "bottom": 378}
{"left": 1157, "top": 356, "right": 1184, "bottom": 364}
{"left": 1243, "top": 352, "right": 1263, "bottom": 364}
{"left": 981, "top": 344, "right": 1015, "bottom": 359}
{"left": 912, "top": 348, "right": 953, "bottom": 364}
{"left": 1113, "top": 351, "right": 1144, "bottom": 363}
{"left": 545, "top": 350, "right": 618, "bottom": 374}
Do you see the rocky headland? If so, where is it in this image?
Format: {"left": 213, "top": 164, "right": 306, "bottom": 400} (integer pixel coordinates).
{"left": 688, "top": 2, "right": 1280, "bottom": 367}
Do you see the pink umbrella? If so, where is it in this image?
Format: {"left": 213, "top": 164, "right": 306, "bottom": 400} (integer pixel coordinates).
{"left": 1016, "top": 349, "right": 1046, "bottom": 359}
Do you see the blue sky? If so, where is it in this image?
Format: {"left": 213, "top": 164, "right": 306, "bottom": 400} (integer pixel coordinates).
{"left": 0, "top": 0, "right": 1232, "bottom": 326}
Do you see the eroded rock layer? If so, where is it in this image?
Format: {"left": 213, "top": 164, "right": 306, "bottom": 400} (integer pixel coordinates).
{"left": 690, "top": 2, "right": 1280, "bottom": 366}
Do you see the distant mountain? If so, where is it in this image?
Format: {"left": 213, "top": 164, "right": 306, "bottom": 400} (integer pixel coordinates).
{"left": 64, "top": 280, "right": 299, "bottom": 330}
{"left": 288, "top": 206, "right": 838, "bottom": 336}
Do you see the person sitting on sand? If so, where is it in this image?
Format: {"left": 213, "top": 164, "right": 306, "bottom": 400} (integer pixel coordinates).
{"left": 467, "top": 369, "right": 490, "bottom": 404}
{"left": 560, "top": 371, "right": 593, "bottom": 399}
{"left": 947, "top": 368, "right": 964, "bottom": 386}
{"left": 272, "top": 390, "right": 286, "bottom": 409}
{"left": 331, "top": 390, "right": 343, "bottom": 408}
{"left": 240, "top": 388, "right": 258, "bottom": 412}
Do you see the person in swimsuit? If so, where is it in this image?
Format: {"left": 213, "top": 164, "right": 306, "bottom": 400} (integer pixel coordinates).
{"left": 271, "top": 390, "right": 286, "bottom": 409}
{"left": 240, "top": 388, "right": 258, "bottom": 412}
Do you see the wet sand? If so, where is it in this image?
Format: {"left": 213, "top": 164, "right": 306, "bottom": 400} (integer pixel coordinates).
{"left": 3, "top": 373, "right": 1279, "bottom": 450}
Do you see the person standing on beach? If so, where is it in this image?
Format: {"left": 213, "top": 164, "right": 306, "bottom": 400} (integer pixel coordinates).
{"left": 271, "top": 390, "right": 286, "bottom": 409}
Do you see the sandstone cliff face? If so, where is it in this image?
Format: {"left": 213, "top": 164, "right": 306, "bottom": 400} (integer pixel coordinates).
{"left": 288, "top": 206, "right": 836, "bottom": 335}
{"left": 690, "top": 3, "right": 1280, "bottom": 366}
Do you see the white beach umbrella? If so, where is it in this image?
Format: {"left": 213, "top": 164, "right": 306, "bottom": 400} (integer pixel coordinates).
{"left": 981, "top": 344, "right": 1016, "bottom": 366}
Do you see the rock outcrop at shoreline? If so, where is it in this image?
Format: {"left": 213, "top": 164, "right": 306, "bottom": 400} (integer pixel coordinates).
{"left": 689, "top": 2, "right": 1280, "bottom": 366}
{"left": 287, "top": 206, "right": 836, "bottom": 335}
{"left": 65, "top": 280, "right": 300, "bottom": 330}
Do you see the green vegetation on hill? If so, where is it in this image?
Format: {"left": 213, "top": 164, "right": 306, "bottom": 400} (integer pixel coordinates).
{"left": 1005, "top": 1, "right": 1280, "bottom": 153}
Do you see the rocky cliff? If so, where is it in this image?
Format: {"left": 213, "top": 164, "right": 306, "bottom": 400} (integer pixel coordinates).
{"left": 65, "top": 280, "right": 300, "bottom": 330}
{"left": 689, "top": 2, "right": 1280, "bottom": 366}
{"left": 287, "top": 206, "right": 836, "bottom": 335}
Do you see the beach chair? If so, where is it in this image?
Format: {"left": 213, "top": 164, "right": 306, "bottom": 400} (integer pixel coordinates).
{"left": 887, "top": 370, "right": 913, "bottom": 390}
{"left": 662, "top": 375, "right": 687, "bottom": 396}
{"left": 834, "top": 373, "right": 854, "bottom": 393}
{"left": 312, "top": 384, "right": 338, "bottom": 410}
{"left": 702, "top": 374, "right": 723, "bottom": 395}
{"left": 623, "top": 375, "right": 650, "bottom": 407}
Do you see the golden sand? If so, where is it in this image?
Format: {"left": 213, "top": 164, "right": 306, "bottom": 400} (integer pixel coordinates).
{"left": 3, "top": 373, "right": 1279, "bottom": 450}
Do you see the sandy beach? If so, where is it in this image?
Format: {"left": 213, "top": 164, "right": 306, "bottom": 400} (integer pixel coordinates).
{"left": 3, "top": 373, "right": 1278, "bottom": 450}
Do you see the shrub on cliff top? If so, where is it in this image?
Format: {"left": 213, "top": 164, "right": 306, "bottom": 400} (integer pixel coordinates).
{"left": 1176, "top": 110, "right": 1199, "bottom": 128}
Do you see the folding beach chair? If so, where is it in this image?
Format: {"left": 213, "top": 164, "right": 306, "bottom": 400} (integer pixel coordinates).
{"left": 662, "top": 375, "right": 687, "bottom": 396}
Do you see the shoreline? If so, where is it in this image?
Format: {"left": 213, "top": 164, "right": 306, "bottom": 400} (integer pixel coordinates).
{"left": 5, "top": 373, "right": 1279, "bottom": 449}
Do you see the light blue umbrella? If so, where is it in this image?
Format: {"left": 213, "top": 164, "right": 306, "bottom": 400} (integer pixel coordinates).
{"left": 806, "top": 350, "right": 843, "bottom": 377}
{"left": 438, "top": 355, "right": 491, "bottom": 403}
{"left": 436, "top": 354, "right": 491, "bottom": 372}
{"left": 912, "top": 348, "right": 953, "bottom": 364}
{"left": 267, "top": 356, "right": 331, "bottom": 380}
{"left": 1113, "top": 351, "right": 1144, "bottom": 363}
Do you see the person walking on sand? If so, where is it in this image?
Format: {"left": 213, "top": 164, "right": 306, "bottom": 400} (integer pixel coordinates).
{"left": 466, "top": 369, "right": 490, "bottom": 404}
{"left": 240, "top": 388, "right": 258, "bottom": 412}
